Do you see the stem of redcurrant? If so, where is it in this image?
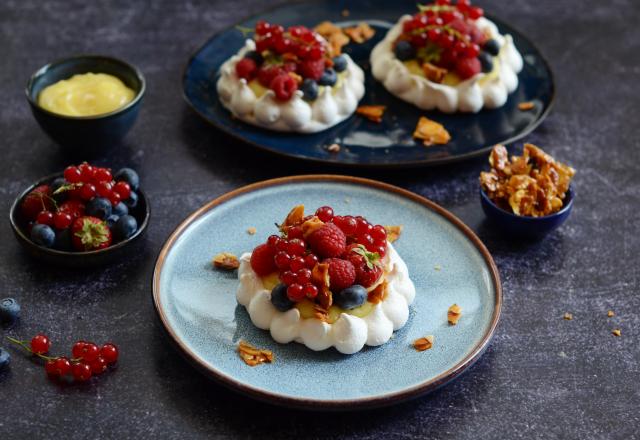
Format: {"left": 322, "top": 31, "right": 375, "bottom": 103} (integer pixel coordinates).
{"left": 5, "top": 337, "right": 82, "bottom": 363}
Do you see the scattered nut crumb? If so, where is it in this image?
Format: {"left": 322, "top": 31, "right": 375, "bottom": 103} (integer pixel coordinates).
{"left": 448, "top": 304, "right": 462, "bottom": 325}
{"left": 344, "top": 22, "right": 375, "bottom": 43}
{"left": 344, "top": 197, "right": 351, "bottom": 204}
{"left": 314, "top": 21, "right": 350, "bottom": 56}
{"left": 563, "top": 312, "right": 573, "bottom": 320}
{"left": 518, "top": 101, "right": 535, "bottom": 111}
{"left": 413, "top": 335, "right": 434, "bottom": 352}
{"left": 341, "top": 9, "right": 350, "bottom": 17}
{"left": 413, "top": 116, "right": 451, "bottom": 146}
{"left": 327, "top": 143, "right": 341, "bottom": 153}
{"left": 434, "top": 265, "right": 442, "bottom": 271}
{"left": 422, "top": 62, "right": 447, "bottom": 83}
{"left": 356, "top": 105, "right": 386, "bottom": 123}
{"left": 237, "top": 340, "right": 274, "bottom": 366}
{"left": 612, "top": 329, "right": 621, "bottom": 337}
{"left": 384, "top": 225, "right": 403, "bottom": 243}
{"left": 212, "top": 252, "right": 239, "bottom": 270}
{"left": 607, "top": 310, "right": 615, "bottom": 317}
{"left": 246, "top": 227, "right": 257, "bottom": 235}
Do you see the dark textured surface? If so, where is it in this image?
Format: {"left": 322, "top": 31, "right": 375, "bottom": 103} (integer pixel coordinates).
{"left": 1, "top": 0, "right": 638, "bottom": 438}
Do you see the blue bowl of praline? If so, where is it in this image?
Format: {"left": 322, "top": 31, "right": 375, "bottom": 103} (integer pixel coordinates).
{"left": 9, "top": 170, "right": 150, "bottom": 268}
{"left": 480, "top": 186, "right": 574, "bottom": 239}
{"left": 25, "top": 55, "right": 145, "bottom": 153}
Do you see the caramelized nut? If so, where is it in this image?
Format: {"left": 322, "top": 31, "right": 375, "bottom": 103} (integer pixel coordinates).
{"left": 413, "top": 335, "right": 434, "bottom": 352}
{"left": 448, "top": 304, "right": 462, "bottom": 325}
{"left": 212, "top": 253, "right": 240, "bottom": 270}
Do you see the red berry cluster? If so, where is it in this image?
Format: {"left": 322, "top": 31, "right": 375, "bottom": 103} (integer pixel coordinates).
{"left": 8, "top": 334, "right": 118, "bottom": 383}
{"left": 234, "top": 21, "right": 331, "bottom": 101}
{"left": 250, "top": 206, "right": 388, "bottom": 304}
{"left": 62, "top": 163, "right": 131, "bottom": 206}
{"left": 398, "top": 0, "right": 489, "bottom": 79}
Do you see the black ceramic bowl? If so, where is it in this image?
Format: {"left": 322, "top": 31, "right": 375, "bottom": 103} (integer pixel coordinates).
{"left": 26, "top": 55, "right": 145, "bottom": 153}
{"left": 9, "top": 173, "right": 150, "bottom": 267}
{"left": 480, "top": 186, "right": 574, "bottom": 239}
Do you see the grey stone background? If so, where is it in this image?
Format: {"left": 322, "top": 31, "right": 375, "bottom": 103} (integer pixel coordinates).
{"left": 0, "top": 0, "right": 638, "bottom": 438}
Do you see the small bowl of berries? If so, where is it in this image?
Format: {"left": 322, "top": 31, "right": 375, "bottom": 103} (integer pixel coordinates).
{"left": 9, "top": 162, "right": 149, "bottom": 267}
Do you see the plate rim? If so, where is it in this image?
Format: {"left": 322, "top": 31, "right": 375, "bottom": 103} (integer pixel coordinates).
{"left": 152, "top": 175, "right": 502, "bottom": 410}
{"left": 180, "top": 0, "right": 556, "bottom": 168}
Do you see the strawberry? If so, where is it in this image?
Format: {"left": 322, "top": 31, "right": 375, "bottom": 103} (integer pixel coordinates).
{"left": 71, "top": 216, "right": 112, "bottom": 251}
{"left": 324, "top": 258, "right": 356, "bottom": 291}
{"left": 298, "top": 58, "right": 325, "bottom": 81}
{"left": 21, "top": 185, "right": 54, "bottom": 221}
{"left": 307, "top": 223, "right": 346, "bottom": 258}
{"left": 58, "top": 200, "right": 86, "bottom": 220}
{"left": 346, "top": 244, "right": 383, "bottom": 288}
{"left": 250, "top": 243, "right": 277, "bottom": 276}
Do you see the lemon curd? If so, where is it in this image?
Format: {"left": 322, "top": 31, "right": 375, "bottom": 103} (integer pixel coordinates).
{"left": 38, "top": 72, "right": 135, "bottom": 117}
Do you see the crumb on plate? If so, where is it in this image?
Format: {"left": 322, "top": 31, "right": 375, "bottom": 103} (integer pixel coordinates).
{"left": 212, "top": 252, "right": 239, "bottom": 270}
{"left": 607, "top": 310, "right": 615, "bottom": 317}
{"left": 238, "top": 340, "right": 274, "bottom": 366}
{"left": 413, "top": 335, "right": 434, "bottom": 352}
{"left": 356, "top": 105, "right": 386, "bottom": 123}
{"left": 247, "top": 227, "right": 257, "bottom": 235}
{"left": 341, "top": 9, "right": 350, "bottom": 17}
{"left": 518, "top": 101, "right": 535, "bottom": 111}
{"left": 448, "top": 304, "right": 462, "bottom": 325}
{"left": 413, "top": 116, "right": 451, "bottom": 146}
{"left": 327, "top": 143, "right": 341, "bottom": 153}
{"left": 612, "top": 329, "right": 621, "bottom": 337}
{"left": 563, "top": 312, "right": 573, "bottom": 320}
{"left": 344, "top": 22, "right": 375, "bottom": 43}
{"left": 384, "top": 225, "right": 403, "bottom": 243}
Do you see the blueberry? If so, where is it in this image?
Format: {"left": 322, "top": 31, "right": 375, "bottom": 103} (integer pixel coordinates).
{"left": 124, "top": 191, "right": 138, "bottom": 209}
{"left": 53, "top": 228, "right": 72, "bottom": 251}
{"left": 334, "top": 285, "right": 367, "bottom": 310}
{"left": 86, "top": 197, "right": 112, "bottom": 220}
{"left": 30, "top": 224, "right": 55, "bottom": 248}
{"left": 0, "top": 298, "right": 20, "bottom": 326}
{"left": 50, "top": 177, "right": 68, "bottom": 203}
{"left": 106, "top": 214, "right": 120, "bottom": 229}
{"left": 478, "top": 51, "right": 494, "bottom": 73}
{"left": 114, "top": 168, "right": 139, "bottom": 191}
{"left": 0, "top": 348, "right": 10, "bottom": 371}
{"left": 318, "top": 68, "right": 337, "bottom": 86}
{"left": 270, "top": 283, "right": 294, "bottom": 312}
{"left": 332, "top": 55, "right": 348, "bottom": 72}
{"left": 244, "top": 50, "right": 263, "bottom": 64}
{"left": 113, "top": 215, "right": 138, "bottom": 241}
{"left": 301, "top": 79, "right": 319, "bottom": 101}
{"left": 484, "top": 39, "right": 500, "bottom": 56}
{"left": 394, "top": 40, "right": 416, "bottom": 61}
{"left": 113, "top": 202, "right": 128, "bottom": 217}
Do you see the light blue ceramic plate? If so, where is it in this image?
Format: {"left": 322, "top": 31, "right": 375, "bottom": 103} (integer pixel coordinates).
{"left": 153, "top": 176, "right": 501, "bottom": 409}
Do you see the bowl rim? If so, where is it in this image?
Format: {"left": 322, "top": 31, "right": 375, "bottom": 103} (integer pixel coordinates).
{"left": 480, "top": 184, "right": 575, "bottom": 220}
{"left": 25, "top": 54, "right": 146, "bottom": 121}
{"left": 9, "top": 172, "right": 150, "bottom": 256}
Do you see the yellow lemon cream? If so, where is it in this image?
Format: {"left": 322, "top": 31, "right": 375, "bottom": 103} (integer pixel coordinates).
{"left": 38, "top": 73, "right": 135, "bottom": 117}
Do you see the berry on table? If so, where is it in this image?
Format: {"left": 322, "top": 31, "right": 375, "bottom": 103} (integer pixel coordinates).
{"left": 332, "top": 55, "right": 348, "bottom": 72}
{"left": 0, "top": 298, "right": 20, "bottom": 326}
{"left": 300, "top": 78, "right": 319, "bottom": 100}
{"left": 0, "top": 347, "right": 10, "bottom": 371}
{"left": 89, "top": 356, "right": 108, "bottom": 375}
{"left": 31, "top": 224, "right": 55, "bottom": 248}
{"left": 86, "top": 197, "right": 113, "bottom": 220}
{"left": 318, "top": 68, "right": 337, "bottom": 86}
{"left": 45, "top": 357, "right": 71, "bottom": 379}
{"left": 113, "top": 215, "right": 138, "bottom": 241}
{"left": 250, "top": 243, "right": 277, "bottom": 276}
{"left": 270, "top": 283, "right": 294, "bottom": 311}
{"left": 307, "top": 223, "right": 347, "bottom": 258}
{"left": 394, "top": 40, "right": 416, "bottom": 61}
{"left": 334, "top": 285, "right": 367, "bottom": 310}
{"left": 71, "top": 216, "right": 113, "bottom": 251}
{"left": 324, "top": 258, "right": 356, "bottom": 291}
{"left": 100, "top": 343, "right": 119, "bottom": 364}
{"left": 114, "top": 168, "right": 140, "bottom": 191}
{"left": 72, "top": 362, "right": 92, "bottom": 382}
{"left": 74, "top": 341, "right": 100, "bottom": 362}
{"left": 30, "top": 333, "right": 51, "bottom": 355}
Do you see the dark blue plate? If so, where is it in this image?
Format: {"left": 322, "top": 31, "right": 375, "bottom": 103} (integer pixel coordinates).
{"left": 182, "top": 0, "right": 554, "bottom": 168}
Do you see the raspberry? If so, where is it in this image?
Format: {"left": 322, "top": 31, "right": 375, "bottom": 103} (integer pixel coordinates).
{"left": 455, "top": 57, "right": 481, "bottom": 80}
{"left": 346, "top": 244, "right": 383, "bottom": 288}
{"left": 298, "top": 58, "right": 325, "bottom": 81}
{"left": 250, "top": 243, "right": 277, "bottom": 276}
{"left": 307, "top": 223, "right": 346, "bottom": 258}
{"left": 324, "top": 258, "right": 356, "bottom": 291}
{"left": 270, "top": 73, "right": 298, "bottom": 101}
{"left": 257, "top": 65, "right": 284, "bottom": 87}
{"left": 355, "top": 263, "right": 382, "bottom": 288}
{"left": 235, "top": 58, "right": 257, "bottom": 80}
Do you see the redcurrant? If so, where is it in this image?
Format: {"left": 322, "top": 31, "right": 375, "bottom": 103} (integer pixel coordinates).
{"left": 287, "top": 226, "right": 303, "bottom": 240}
{"left": 267, "top": 235, "right": 281, "bottom": 248}
{"left": 286, "top": 284, "right": 305, "bottom": 301}
{"left": 96, "top": 181, "right": 113, "bottom": 198}
{"left": 100, "top": 343, "right": 119, "bottom": 364}
{"left": 315, "top": 206, "right": 334, "bottom": 222}
{"left": 281, "top": 270, "right": 297, "bottom": 285}
{"left": 289, "top": 256, "right": 306, "bottom": 272}
{"left": 79, "top": 183, "right": 96, "bottom": 201}
{"left": 108, "top": 191, "right": 122, "bottom": 206}
{"left": 94, "top": 168, "right": 113, "bottom": 183}
{"left": 72, "top": 341, "right": 86, "bottom": 359}
{"left": 63, "top": 166, "right": 82, "bottom": 183}
{"left": 287, "top": 239, "right": 306, "bottom": 256}
{"left": 371, "top": 225, "right": 387, "bottom": 242}
{"left": 274, "top": 251, "right": 291, "bottom": 270}
{"left": 276, "top": 239, "right": 289, "bottom": 252}
{"left": 296, "top": 268, "right": 312, "bottom": 284}
{"left": 45, "top": 357, "right": 71, "bottom": 378}
{"left": 89, "top": 356, "right": 108, "bottom": 375}
{"left": 78, "top": 163, "right": 95, "bottom": 182}
{"left": 304, "top": 254, "right": 319, "bottom": 269}
{"left": 31, "top": 334, "right": 51, "bottom": 354}
{"left": 72, "top": 362, "right": 92, "bottom": 382}
{"left": 113, "top": 181, "right": 131, "bottom": 200}
{"left": 303, "top": 284, "right": 318, "bottom": 299}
